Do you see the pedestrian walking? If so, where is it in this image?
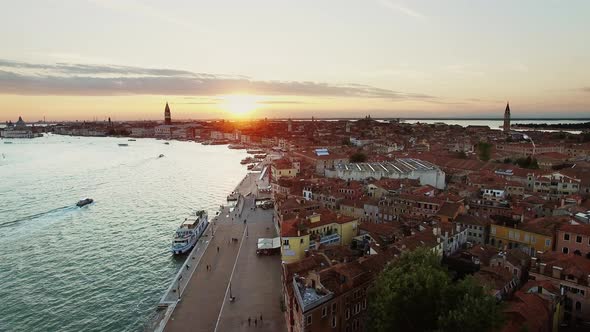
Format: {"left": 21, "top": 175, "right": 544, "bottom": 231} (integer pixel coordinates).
{"left": 254, "top": 318, "right": 257, "bottom": 327}
{"left": 260, "top": 314, "right": 263, "bottom": 322}
{"left": 248, "top": 317, "right": 251, "bottom": 326}
{"left": 217, "top": 246, "right": 220, "bottom": 253}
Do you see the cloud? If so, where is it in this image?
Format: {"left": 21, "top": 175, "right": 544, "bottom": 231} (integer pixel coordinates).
{"left": 377, "top": 0, "right": 426, "bottom": 20}
{"left": 581, "top": 87, "right": 590, "bottom": 93}
{"left": 0, "top": 59, "right": 436, "bottom": 101}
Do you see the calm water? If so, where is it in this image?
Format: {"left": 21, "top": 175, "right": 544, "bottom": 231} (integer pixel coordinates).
{"left": 0, "top": 135, "right": 248, "bottom": 332}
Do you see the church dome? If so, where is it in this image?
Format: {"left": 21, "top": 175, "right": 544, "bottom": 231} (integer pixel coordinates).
{"left": 16, "top": 116, "right": 26, "bottom": 126}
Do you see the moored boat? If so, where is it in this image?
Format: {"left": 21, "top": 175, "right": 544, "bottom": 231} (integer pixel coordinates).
{"left": 118, "top": 143, "right": 129, "bottom": 147}
{"left": 171, "top": 210, "right": 209, "bottom": 255}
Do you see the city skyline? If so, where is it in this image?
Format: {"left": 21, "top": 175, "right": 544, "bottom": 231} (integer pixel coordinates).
{"left": 2, "top": 0, "right": 590, "bottom": 121}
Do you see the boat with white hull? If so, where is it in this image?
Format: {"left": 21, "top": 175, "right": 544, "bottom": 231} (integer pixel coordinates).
{"left": 171, "top": 210, "right": 208, "bottom": 255}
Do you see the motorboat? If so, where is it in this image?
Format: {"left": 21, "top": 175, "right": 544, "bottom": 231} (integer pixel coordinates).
{"left": 158, "top": 154, "right": 165, "bottom": 158}
{"left": 171, "top": 210, "right": 209, "bottom": 255}
{"left": 76, "top": 198, "right": 94, "bottom": 207}
{"left": 128, "top": 139, "right": 136, "bottom": 141}
{"left": 118, "top": 143, "right": 129, "bottom": 147}
{"left": 164, "top": 142, "right": 170, "bottom": 145}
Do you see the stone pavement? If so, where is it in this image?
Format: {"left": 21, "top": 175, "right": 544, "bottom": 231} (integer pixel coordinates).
{"left": 164, "top": 173, "right": 285, "bottom": 332}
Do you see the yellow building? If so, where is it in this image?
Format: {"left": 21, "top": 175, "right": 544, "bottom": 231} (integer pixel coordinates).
{"left": 280, "top": 210, "right": 359, "bottom": 263}
{"left": 489, "top": 217, "right": 563, "bottom": 255}
{"left": 271, "top": 160, "right": 298, "bottom": 180}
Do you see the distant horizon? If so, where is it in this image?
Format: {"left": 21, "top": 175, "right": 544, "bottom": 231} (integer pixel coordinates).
{"left": 4, "top": 115, "right": 590, "bottom": 124}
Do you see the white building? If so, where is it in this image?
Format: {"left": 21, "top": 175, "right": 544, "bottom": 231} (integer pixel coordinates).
{"left": 1, "top": 117, "right": 35, "bottom": 138}
{"left": 325, "top": 158, "right": 446, "bottom": 189}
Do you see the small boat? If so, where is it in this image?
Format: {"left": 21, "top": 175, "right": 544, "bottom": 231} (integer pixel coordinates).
{"left": 118, "top": 143, "right": 129, "bottom": 147}
{"left": 3, "top": 142, "right": 13, "bottom": 144}
{"left": 164, "top": 142, "right": 170, "bottom": 145}
{"left": 128, "top": 139, "right": 136, "bottom": 141}
{"left": 171, "top": 210, "right": 209, "bottom": 255}
{"left": 158, "top": 154, "right": 165, "bottom": 158}
{"left": 76, "top": 198, "right": 94, "bottom": 207}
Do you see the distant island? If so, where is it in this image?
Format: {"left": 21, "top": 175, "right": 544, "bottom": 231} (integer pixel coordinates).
{"left": 512, "top": 122, "right": 590, "bottom": 130}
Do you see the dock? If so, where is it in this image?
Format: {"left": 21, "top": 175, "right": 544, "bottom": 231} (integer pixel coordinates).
{"left": 155, "top": 171, "right": 285, "bottom": 332}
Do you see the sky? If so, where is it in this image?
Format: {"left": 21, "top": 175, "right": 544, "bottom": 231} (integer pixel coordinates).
{"left": 1, "top": 0, "right": 589, "bottom": 121}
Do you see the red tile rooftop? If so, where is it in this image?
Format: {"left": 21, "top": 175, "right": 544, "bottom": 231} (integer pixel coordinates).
{"left": 501, "top": 291, "right": 552, "bottom": 332}
{"left": 558, "top": 222, "right": 590, "bottom": 237}
{"left": 519, "top": 216, "right": 571, "bottom": 236}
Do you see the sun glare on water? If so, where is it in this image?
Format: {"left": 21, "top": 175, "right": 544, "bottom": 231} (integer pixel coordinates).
{"left": 220, "top": 94, "right": 259, "bottom": 117}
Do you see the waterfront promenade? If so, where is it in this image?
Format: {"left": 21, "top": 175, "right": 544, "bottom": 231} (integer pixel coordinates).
{"left": 161, "top": 172, "right": 285, "bottom": 332}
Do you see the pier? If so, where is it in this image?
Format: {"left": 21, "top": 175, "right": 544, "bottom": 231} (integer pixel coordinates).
{"left": 155, "top": 171, "right": 285, "bottom": 332}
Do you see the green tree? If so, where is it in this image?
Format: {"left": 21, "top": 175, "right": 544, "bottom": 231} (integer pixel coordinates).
{"left": 438, "top": 276, "right": 505, "bottom": 332}
{"left": 368, "top": 248, "right": 503, "bottom": 332}
{"left": 349, "top": 151, "right": 367, "bottom": 163}
{"left": 476, "top": 142, "right": 492, "bottom": 161}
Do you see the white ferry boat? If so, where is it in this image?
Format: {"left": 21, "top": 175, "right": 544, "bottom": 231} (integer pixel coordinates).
{"left": 171, "top": 210, "right": 208, "bottom": 255}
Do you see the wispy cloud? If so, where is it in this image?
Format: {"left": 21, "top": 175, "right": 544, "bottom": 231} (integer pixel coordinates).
{"left": 377, "top": 0, "right": 426, "bottom": 20}
{"left": 87, "top": 0, "right": 203, "bottom": 32}
{"left": 0, "top": 59, "right": 436, "bottom": 101}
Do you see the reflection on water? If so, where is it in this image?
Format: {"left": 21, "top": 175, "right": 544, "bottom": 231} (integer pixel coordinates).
{"left": 0, "top": 135, "right": 248, "bottom": 332}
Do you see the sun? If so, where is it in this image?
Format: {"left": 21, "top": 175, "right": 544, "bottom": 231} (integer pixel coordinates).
{"left": 220, "top": 94, "right": 259, "bottom": 117}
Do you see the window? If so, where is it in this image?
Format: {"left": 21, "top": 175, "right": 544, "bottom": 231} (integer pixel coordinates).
{"left": 345, "top": 308, "right": 350, "bottom": 320}
{"left": 576, "top": 301, "right": 582, "bottom": 312}
{"left": 563, "top": 247, "right": 569, "bottom": 254}
{"left": 300, "top": 238, "right": 304, "bottom": 244}
{"left": 322, "top": 306, "right": 327, "bottom": 318}
{"left": 564, "top": 233, "right": 571, "bottom": 241}
{"left": 306, "top": 315, "right": 312, "bottom": 326}
{"left": 491, "top": 226, "right": 496, "bottom": 235}
{"left": 362, "top": 299, "right": 367, "bottom": 310}
{"left": 332, "top": 303, "right": 337, "bottom": 313}
{"left": 545, "top": 239, "right": 551, "bottom": 247}
{"left": 577, "top": 236, "right": 583, "bottom": 243}
{"left": 283, "top": 239, "right": 290, "bottom": 246}
{"left": 332, "top": 316, "right": 337, "bottom": 328}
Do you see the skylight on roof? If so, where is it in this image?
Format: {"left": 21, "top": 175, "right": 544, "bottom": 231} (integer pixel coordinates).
{"left": 315, "top": 148, "right": 329, "bottom": 156}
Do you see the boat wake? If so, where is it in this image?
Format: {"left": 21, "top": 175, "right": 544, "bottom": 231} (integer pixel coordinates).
{"left": 0, "top": 205, "right": 75, "bottom": 228}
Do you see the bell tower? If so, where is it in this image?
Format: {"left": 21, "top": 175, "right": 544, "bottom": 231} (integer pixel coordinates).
{"left": 503, "top": 102, "right": 510, "bottom": 132}
{"left": 164, "top": 102, "right": 172, "bottom": 125}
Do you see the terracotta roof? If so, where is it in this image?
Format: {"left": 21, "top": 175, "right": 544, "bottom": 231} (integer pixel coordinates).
{"left": 520, "top": 216, "right": 571, "bottom": 237}
{"left": 535, "top": 251, "right": 590, "bottom": 282}
{"left": 474, "top": 266, "right": 514, "bottom": 291}
{"left": 437, "top": 202, "right": 462, "bottom": 219}
{"left": 455, "top": 214, "right": 491, "bottom": 227}
{"left": 558, "top": 222, "right": 590, "bottom": 237}
{"left": 501, "top": 291, "right": 552, "bottom": 332}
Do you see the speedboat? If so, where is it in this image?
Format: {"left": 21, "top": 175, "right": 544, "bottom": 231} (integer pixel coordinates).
{"left": 77, "top": 198, "right": 94, "bottom": 207}
{"left": 171, "top": 210, "right": 208, "bottom": 255}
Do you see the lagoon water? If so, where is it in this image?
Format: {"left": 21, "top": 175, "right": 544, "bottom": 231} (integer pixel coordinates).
{"left": 0, "top": 135, "right": 248, "bottom": 331}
